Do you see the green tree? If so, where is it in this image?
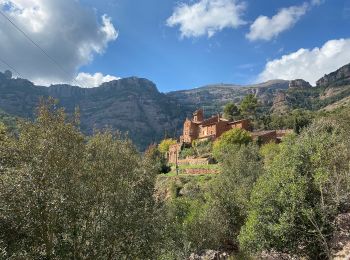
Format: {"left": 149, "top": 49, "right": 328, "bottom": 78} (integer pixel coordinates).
{"left": 209, "top": 144, "right": 263, "bottom": 248}
{"left": 223, "top": 102, "right": 240, "bottom": 121}
{"left": 259, "top": 141, "right": 281, "bottom": 167}
{"left": 240, "top": 94, "right": 258, "bottom": 118}
{"left": 158, "top": 138, "right": 177, "bottom": 154}
{"left": 0, "top": 99, "right": 164, "bottom": 259}
{"left": 239, "top": 119, "right": 350, "bottom": 259}
{"left": 0, "top": 98, "right": 85, "bottom": 258}
{"left": 213, "top": 128, "right": 252, "bottom": 160}
{"left": 144, "top": 144, "right": 170, "bottom": 173}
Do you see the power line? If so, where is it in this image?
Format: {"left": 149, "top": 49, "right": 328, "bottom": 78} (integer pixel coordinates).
{"left": 0, "top": 56, "right": 24, "bottom": 78}
{"left": 0, "top": 9, "right": 85, "bottom": 87}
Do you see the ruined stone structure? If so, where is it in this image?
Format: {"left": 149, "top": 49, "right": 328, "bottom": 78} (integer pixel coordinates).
{"left": 180, "top": 109, "right": 251, "bottom": 144}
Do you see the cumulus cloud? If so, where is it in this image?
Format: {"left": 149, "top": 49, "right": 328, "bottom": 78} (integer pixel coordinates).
{"left": 258, "top": 38, "right": 350, "bottom": 85}
{"left": 75, "top": 72, "right": 120, "bottom": 88}
{"left": 0, "top": 0, "right": 118, "bottom": 86}
{"left": 166, "top": 0, "right": 246, "bottom": 38}
{"left": 246, "top": 3, "right": 308, "bottom": 41}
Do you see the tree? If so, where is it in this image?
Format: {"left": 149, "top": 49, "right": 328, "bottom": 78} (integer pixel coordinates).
{"left": 223, "top": 102, "right": 240, "bottom": 121}
{"left": 0, "top": 98, "right": 86, "bottom": 258}
{"left": 239, "top": 119, "right": 350, "bottom": 259}
{"left": 158, "top": 138, "right": 177, "bottom": 154}
{"left": 240, "top": 94, "right": 258, "bottom": 118}
{"left": 145, "top": 144, "right": 170, "bottom": 173}
{"left": 212, "top": 128, "right": 252, "bottom": 160}
{"left": 259, "top": 141, "right": 281, "bottom": 167}
{"left": 0, "top": 99, "right": 164, "bottom": 259}
{"left": 209, "top": 144, "right": 263, "bottom": 248}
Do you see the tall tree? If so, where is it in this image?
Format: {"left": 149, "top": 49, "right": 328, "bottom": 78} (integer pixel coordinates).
{"left": 223, "top": 102, "right": 240, "bottom": 121}
{"left": 240, "top": 94, "right": 258, "bottom": 118}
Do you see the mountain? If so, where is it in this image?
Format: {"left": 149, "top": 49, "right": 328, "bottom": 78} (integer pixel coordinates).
{"left": 0, "top": 63, "right": 350, "bottom": 149}
{"left": 167, "top": 80, "right": 290, "bottom": 116}
{"left": 270, "top": 64, "right": 350, "bottom": 113}
{"left": 0, "top": 73, "right": 185, "bottom": 149}
{"left": 167, "top": 63, "right": 350, "bottom": 115}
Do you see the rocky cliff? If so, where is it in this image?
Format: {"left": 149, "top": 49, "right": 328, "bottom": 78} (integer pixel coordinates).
{"left": 316, "top": 63, "right": 350, "bottom": 87}
{"left": 289, "top": 79, "right": 312, "bottom": 89}
{"left": 1, "top": 63, "right": 350, "bottom": 148}
{"left": 0, "top": 73, "right": 185, "bottom": 149}
{"left": 167, "top": 80, "right": 290, "bottom": 116}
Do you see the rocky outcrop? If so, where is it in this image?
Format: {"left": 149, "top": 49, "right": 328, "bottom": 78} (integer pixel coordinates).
{"left": 0, "top": 72, "right": 186, "bottom": 149}
{"left": 167, "top": 80, "right": 290, "bottom": 116}
{"left": 316, "top": 63, "right": 350, "bottom": 87}
{"left": 289, "top": 79, "right": 312, "bottom": 89}
{"left": 271, "top": 91, "right": 289, "bottom": 114}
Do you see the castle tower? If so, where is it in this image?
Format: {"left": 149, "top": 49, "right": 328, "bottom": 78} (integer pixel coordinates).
{"left": 193, "top": 108, "right": 204, "bottom": 123}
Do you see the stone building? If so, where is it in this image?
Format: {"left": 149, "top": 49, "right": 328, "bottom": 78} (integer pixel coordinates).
{"left": 180, "top": 109, "right": 251, "bottom": 144}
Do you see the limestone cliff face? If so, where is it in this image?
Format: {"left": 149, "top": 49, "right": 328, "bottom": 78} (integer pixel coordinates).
{"left": 167, "top": 80, "right": 290, "bottom": 116}
{"left": 316, "top": 63, "right": 350, "bottom": 87}
{"left": 289, "top": 79, "right": 312, "bottom": 89}
{"left": 0, "top": 73, "right": 185, "bottom": 149}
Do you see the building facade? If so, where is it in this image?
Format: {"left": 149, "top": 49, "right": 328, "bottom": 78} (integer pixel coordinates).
{"left": 180, "top": 109, "right": 251, "bottom": 144}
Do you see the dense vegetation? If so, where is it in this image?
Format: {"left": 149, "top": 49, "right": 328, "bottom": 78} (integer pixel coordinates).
{"left": 0, "top": 98, "right": 349, "bottom": 259}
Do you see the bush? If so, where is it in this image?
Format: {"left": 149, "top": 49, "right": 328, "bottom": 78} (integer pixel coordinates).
{"left": 239, "top": 119, "right": 350, "bottom": 259}
{"left": 192, "top": 139, "right": 213, "bottom": 157}
{"left": 212, "top": 128, "right": 252, "bottom": 160}
{"left": 179, "top": 147, "right": 196, "bottom": 159}
{"left": 158, "top": 138, "right": 177, "bottom": 154}
{"left": 0, "top": 100, "right": 164, "bottom": 259}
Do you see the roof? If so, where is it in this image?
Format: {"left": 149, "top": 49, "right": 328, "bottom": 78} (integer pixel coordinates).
{"left": 251, "top": 130, "right": 276, "bottom": 137}
{"left": 200, "top": 116, "right": 220, "bottom": 126}
{"left": 227, "top": 119, "right": 249, "bottom": 125}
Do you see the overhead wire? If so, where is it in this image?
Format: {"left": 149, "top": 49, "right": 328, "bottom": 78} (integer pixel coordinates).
{"left": 0, "top": 9, "right": 86, "bottom": 87}
{"left": 0, "top": 56, "right": 24, "bottom": 78}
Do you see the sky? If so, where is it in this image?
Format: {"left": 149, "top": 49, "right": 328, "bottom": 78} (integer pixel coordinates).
{"left": 0, "top": 0, "right": 350, "bottom": 92}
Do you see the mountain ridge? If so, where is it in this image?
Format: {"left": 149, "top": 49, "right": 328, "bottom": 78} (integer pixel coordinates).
{"left": 0, "top": 63, "right": 350, "bottom": 148}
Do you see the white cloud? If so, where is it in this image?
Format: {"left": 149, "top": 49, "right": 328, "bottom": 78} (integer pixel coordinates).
{"left": 0, "top": 0, "right": 118, "bottom": 85}
{"left": 258, "top": 38, "right": 350, "bottom": 85}
{"left": 75, "top": 72, "right": 120, "bottom": 88}
{"left": 246, "top": 3, "right": 308, "bottom": 41}
{"left": 166, "top": 0, "right": 246, "bottom": 38}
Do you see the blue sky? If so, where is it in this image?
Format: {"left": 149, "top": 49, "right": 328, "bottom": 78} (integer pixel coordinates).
{"left": 1, "top": 0, "right": 350, "bottom": 91}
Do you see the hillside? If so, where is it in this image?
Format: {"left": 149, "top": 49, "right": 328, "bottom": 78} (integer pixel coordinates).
{"left": 271, "top": 64, "right": 350, "bottom": 113}
{"left": 0, "top": 72, "right": 185, "bottom": 149}
{"left": 1, "top": 63, "right": 350, "bottom": 149}
{"left": 167, "top": 79, "right": 290, "bottom": 116}
{"left": 168, "top": 63, "right": 350, "bottom": 116}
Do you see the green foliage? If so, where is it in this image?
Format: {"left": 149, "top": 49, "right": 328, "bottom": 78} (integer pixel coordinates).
{"left": 259, "top": 141, "right": 281, "bottom": 167}
{"left": 179, "top": 147, "right": 196, "bottom": 159}
{"left": 209, "top": 144, "right": 263, "bottom": 247}
{"left": 239, "top": 119, "right": 350, "bottom": 259}
{"left": 223, "top": 102, "right": 240, "bottom": 121}
{"left": 192, "top": 139, "right": 213, "bottom": 157}
{"left": 239, "top": 94, "right": 258, "bottom": 117}
{"left": 0, "top": 109, "right": 17, "bottom": 134}
{"left": 158, "top": 138, "right": 177, "bottom": 154}
{"left": 145, "top": 144, "right": 170, "bottom": 173}
{"left": 213, "top": 128, "right": 252, "bottom": 160}
{"left": 0, "top": 99, "right": 164, "bottom": 259}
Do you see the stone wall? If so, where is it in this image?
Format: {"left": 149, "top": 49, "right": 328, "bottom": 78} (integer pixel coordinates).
{"left": 183, "top": 168, "right": 220, "bottom": 175}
